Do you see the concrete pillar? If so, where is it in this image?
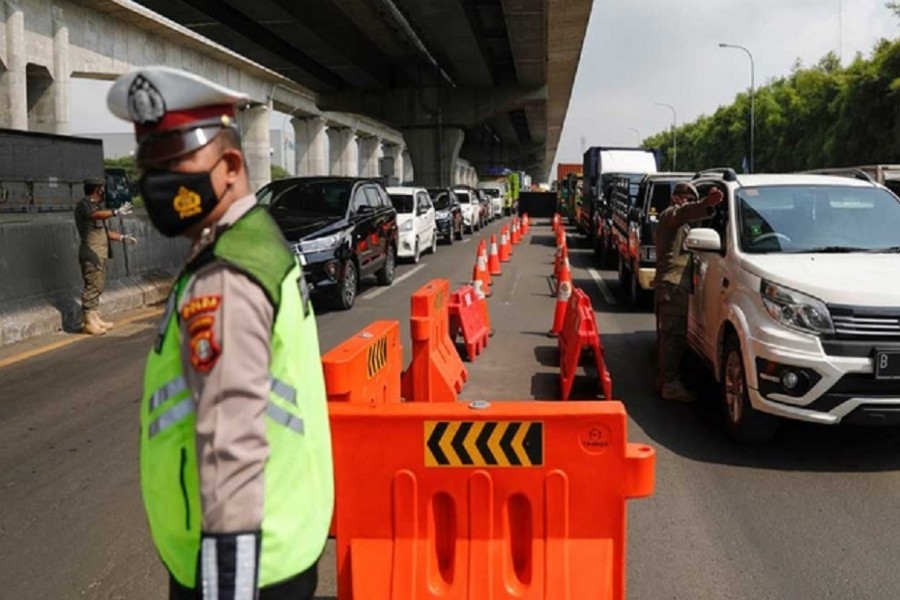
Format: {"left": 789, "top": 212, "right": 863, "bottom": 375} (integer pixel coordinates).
{"left": 403, "top": 127, "right": 464, "bottom": 188}
{"left": 357, "top": 135, "right": 380, "bottom": 178}
{"left": 3, "top": 0, "right": 27, "bottom": 130}
{"left": 293, "top": 116, "right": 327, "bottom": 176}
{"left": 394, "top": 146, "right": 405, "bottom": 184}
{"left": 327, "top": 127, "right": 357, "bottom": 176}
{"left": 239, "top": 102, "right": 271, "bottom": 193}
{"left": 51, "top": 6, "right": 69, "bottom": 135}
{"left": 403, "top": 149, "right": 414, "bottom": 184}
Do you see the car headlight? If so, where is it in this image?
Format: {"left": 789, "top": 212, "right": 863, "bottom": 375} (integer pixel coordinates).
{"left": 760, "top": 280, "right": 834, "bottom": 335}
{"left": 436, "top": 210, "right": 450, "bottom": 220}
{"left": 400, "top": 220, "right": 413, "bottom": 232}
{"left": 299, "top": 233, "right": 343, "bottom": 254}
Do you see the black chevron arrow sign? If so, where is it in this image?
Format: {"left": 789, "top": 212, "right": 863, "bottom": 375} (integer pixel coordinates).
{"left": 425, "top": 421, "right": 543, "bottom": 467}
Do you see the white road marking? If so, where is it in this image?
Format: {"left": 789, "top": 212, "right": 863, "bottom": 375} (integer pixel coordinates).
{"left": 588, "top": 268, "right": 617, "bottom": 305}
{"left": 361, "top": 264, "right": 427, "bottom": 300}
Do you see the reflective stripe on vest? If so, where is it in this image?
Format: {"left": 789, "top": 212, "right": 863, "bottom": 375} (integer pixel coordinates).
{"left": 147, "top": 379, "right": 303, "bottom": 439}
{"left": 149, "top": 375, "right": 187, "bottom": 411}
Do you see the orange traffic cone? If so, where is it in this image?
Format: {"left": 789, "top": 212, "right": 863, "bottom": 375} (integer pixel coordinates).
{"left": 472, "top": 272, "right": 495, "bottom": 337}
{"left": 552, "top": 213, "right": 560, "bottom": 233}
{"left": 488, "top": 234, "right": 502, "bottom": 276}
{"left": 553, "top": 244, "right": 570, "bottom": 291}
{"left": 499, "top": 227, "right": 511, "bottom": 262}
{"left": 549, "top": 258, "right": 573, "bottom": 337}
{"left": 477, "top": 240, "right": 492, "bottom": 286}
{"left": 522, "top": 213, "right": 530, "bottom": 235}
{"left": 505, "top": 225, "right": 515, "bottom": 258}
{"left": 512, "top": 219, "right": 521, "bottom": 245}
{"left": 472, "top": 262, "right": 492, "bottom": 298}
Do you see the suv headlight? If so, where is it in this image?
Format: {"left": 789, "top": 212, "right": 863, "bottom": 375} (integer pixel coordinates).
{"left": 760, "top": 280, "right": 834, "bottom": 335}
{"left": 435, "top": 210, "right": 450, "bottom": 220}
{"left": 400, "top": 220, "right": 413, "bottom": 232}
{"left": 298, "top": 233, "right": 343, "bottom": 254}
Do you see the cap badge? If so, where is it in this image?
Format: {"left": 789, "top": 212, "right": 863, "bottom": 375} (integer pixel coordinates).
{"left": 127, "top": 75, "right": 166, "bottom": 125}
{"left": 173, "top": 186, "right": 202, "bottom": 220}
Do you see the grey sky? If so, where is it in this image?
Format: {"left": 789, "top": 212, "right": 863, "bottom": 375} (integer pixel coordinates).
{"left": 71, "top": 1, "right": 898, "bottom": 176}
{"left": 555, "top": 0, "right": 898, "bottom": 165}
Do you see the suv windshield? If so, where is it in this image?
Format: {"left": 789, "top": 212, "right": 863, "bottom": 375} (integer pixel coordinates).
{"left": 389, "top": 194, "right": 414, "bottom": 214}
{"left": 738, "top": 185, "right": 900, "bottom": 253}
{"left": 258, "top": 180, "right": 351, "bottom": 217}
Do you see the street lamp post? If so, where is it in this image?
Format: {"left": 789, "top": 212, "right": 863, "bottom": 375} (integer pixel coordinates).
{"left": 719, "top": 42, "right": 755, "bottom": 173}
{"left": 628, "top": 127, "right": 642, "bottom": 146}
{"left": 654, "top": 103, "right": 677, "bottom": 171}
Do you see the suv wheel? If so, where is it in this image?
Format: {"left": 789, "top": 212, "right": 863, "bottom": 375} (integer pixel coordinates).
{"left": 334, "top": 260, "right": 358, "bottom": 311}
{"left": 721, "top": 336, "right": 779, "bottom": 443}
{"left": 430, "top": 231, "right": 438, "bottom": 254}
{"left": 376, "top": 245, "right": 396, "bottom": 286}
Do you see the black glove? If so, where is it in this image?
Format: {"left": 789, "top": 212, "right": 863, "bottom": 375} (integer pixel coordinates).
{"left": 199, "top": 531, "right": 261, "bottom": 600}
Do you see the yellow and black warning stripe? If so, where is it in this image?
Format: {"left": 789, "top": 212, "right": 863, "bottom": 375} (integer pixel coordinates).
{"left": 366, "top": 335, "right": 389, "bottom": 378}
{"left": 424, "top": 421, "right": 543, "bottom": 467}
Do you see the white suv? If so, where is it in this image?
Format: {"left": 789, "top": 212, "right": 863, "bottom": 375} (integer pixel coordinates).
{"left": 683, "top": 169, "right": 900, "bottom": 442}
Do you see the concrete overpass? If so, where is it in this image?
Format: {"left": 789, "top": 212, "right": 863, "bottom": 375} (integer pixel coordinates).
{"left": 0, "top": 0, "right": 592, "bottom": 188}
{"left": 123, "top": 0, "right": 593, "bottom": 184}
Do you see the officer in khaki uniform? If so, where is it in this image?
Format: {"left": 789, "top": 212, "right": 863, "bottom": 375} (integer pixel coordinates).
{"left": 73, "top": 179, "right": 135, "bottom": 335}
{"left": 107, "top": 67, "right": 333, "bottom": 599}
{"left": 654, "top": 182, "right": 723, "bottom": 402}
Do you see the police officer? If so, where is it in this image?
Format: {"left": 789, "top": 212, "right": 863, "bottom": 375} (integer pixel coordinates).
{"left": 107, "top": 67, "right": 333, "bottom": 599}
{"left": 73, "top": 178, "right": 135, "bottom": 335}
{"left": 654, "top": 182, "right": 723, "bottom": 402}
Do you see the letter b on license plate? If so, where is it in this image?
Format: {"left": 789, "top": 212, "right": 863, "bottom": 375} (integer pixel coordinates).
{"left": 874, "top": 350, "right": 900, "bottom": 380}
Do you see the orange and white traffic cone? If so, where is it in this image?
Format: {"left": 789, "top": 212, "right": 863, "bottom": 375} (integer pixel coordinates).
{"left": 504, "top": 225, "right": 515, "bottom": 258}
{"left": 472, "top": 272, "right": 495, "bottom": 337}
{"left": 472, "top": 262, "right": 492, "bottom": 298}
{"left": 499, "top": 227, "right": 511, "bottom": 262}
{"left": 488, "top": 234, "right": 502, "bottom": 276}
{"left": 549, "top": 257, "right": 573, "bottom": 337}
{"left": 512, "top": 218, "right": 521, "bottom": 245}
{"left": 552, "top": 244, "right": 570, "bottom": 293}
{"left": 477, "top": 240, "right": 492, "bottom": 286}
{"left": 522, "top": 213, "right": 530, "bottom": 235}
{"left": 474, "top": 250, "right": 492, "bottom": 297}
{"left": 552, "top": 213, "right": 560, "bottom": 233}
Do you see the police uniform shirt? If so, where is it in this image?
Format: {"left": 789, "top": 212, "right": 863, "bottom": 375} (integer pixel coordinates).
{"left": 74, "top": 197, "right": 110, "bottom": 263}
{"left": 654, "top": 200, "right": 714, "bottom": 290}
{"left": 177, "top": 194, "right": 272, "bottom": 533}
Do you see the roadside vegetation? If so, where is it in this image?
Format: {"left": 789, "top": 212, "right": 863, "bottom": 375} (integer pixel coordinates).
{"left": 644, "top": 34, "right": 900, "bottom": 172}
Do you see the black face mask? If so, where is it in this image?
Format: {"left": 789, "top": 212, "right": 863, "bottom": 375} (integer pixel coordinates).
{"left": 139, "top": 158, "right": 226, "bottom": 238}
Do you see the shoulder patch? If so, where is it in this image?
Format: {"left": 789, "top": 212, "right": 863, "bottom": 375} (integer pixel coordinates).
{"left": 181, "top": 295, "right": 221, "bottom": 321}
{"left": 188, "top": 316, "right": 221, "bottom": 373}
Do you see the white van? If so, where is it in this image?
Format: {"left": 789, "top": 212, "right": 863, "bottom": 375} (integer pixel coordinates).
{"left": 477, "top": 181, "right": 507, "bottom": 217}
{"left": 683, "top": 170, "right": 900, "bottom": 441}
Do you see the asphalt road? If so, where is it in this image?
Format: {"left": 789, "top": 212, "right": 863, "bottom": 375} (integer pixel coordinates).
{"left": 1, "top": 217, "right": 899, "bottom": 599}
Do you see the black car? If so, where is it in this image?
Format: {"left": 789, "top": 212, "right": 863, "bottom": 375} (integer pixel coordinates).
{"left": 427, "top": 187, "right": 464, "bottom": 242}
{"left": 258, "top": 177, "right": 398, "bottom": 310}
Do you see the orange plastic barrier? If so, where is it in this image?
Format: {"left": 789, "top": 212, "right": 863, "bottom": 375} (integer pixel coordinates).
{"left": 449, "top": 285, "right": 490, "bottom": 361}
{"left": 558, "top": 289, "right": 613, "bottom": 401}
{"left": 323, "top": 320, "right": 403, "bottom": 404}
{"left": 328, "top": 400, "right": 656, "bottom": 600}
{"left": 401, "top": 279, "right": 468, "bottom": 403}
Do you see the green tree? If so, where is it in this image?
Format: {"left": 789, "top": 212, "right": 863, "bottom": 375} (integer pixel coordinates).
{"left": 889, "top": 2, "right": 900, "bottom": 20}
{"left": 271, "top": 164, "right": 290, "bottom": 180}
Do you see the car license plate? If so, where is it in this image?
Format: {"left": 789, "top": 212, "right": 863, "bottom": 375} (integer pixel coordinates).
{"left": 874, "top": 350, "right": 900, "bottom": 379}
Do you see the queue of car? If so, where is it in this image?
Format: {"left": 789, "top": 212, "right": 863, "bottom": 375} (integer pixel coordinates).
{"left": 571, "top": 161, "right": 900, "bottom": 442}
{"left": 256, "top": 176, "right": 503, "bottom": 312}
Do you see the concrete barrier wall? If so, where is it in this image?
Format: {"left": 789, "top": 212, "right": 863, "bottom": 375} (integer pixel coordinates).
{"left": 0, "top": 213, "right": 190, "bottom": 345}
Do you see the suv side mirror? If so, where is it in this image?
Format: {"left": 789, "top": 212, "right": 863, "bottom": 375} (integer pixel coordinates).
{"left": 355, "top": 204, "right": 374, "bottom": 215}
{"left": 684, "top": 228, "right": 722, "bottom": 252}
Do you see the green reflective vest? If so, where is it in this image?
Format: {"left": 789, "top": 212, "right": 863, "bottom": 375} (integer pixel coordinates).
{"left": 139, "top": 207, "right": 334, "bottom": 588}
